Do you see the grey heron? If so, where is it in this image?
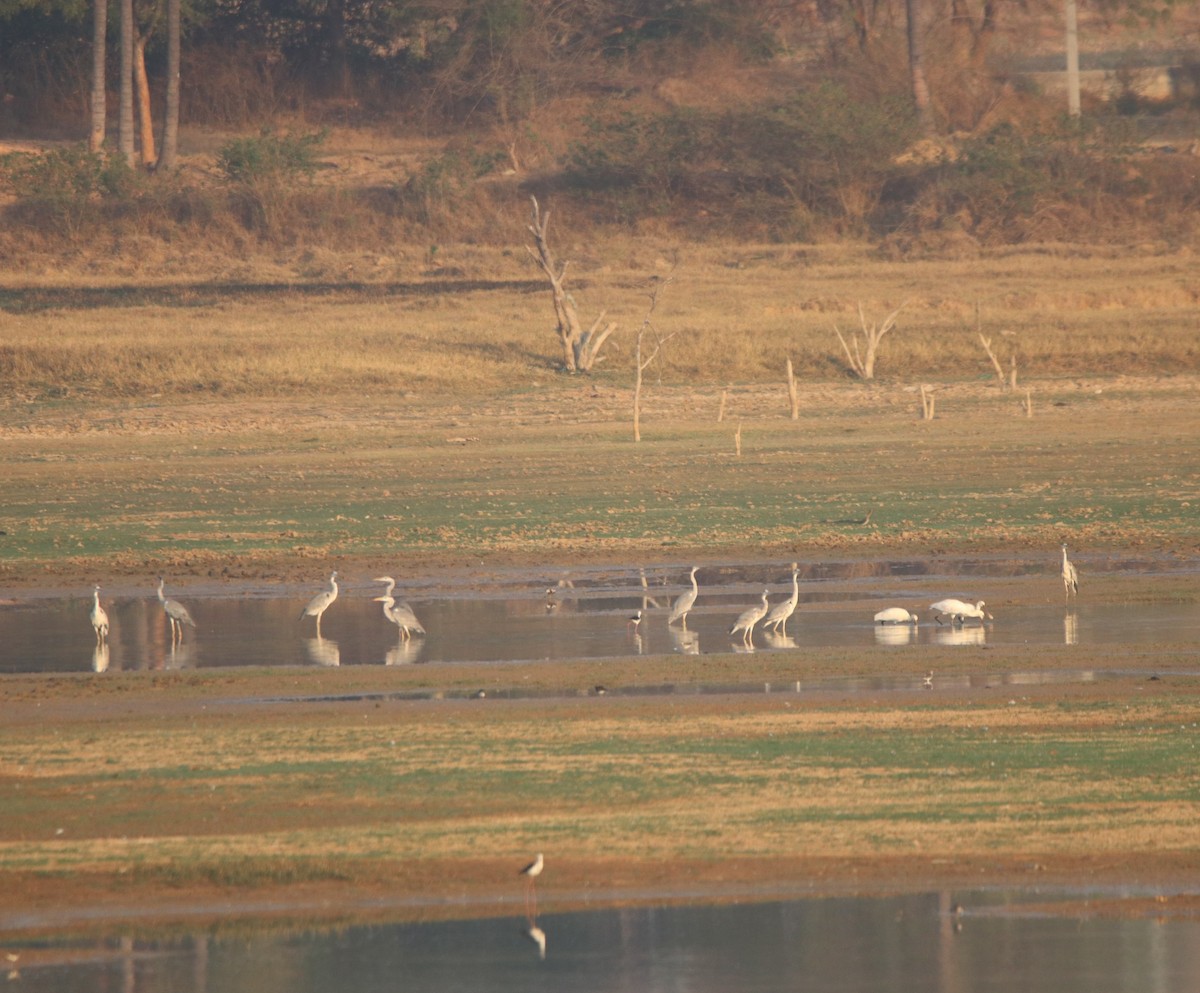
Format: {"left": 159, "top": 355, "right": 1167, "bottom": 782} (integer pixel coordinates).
{"left": 874, "top": 607, "right": 919, "bottom": 625}
{"left": 372, "top": 575, "right": 425, "bottom": 639}
{"left": 762, "top": 567, "right": 800, "bottom": 634}
{"left": 90, "top": 585, "right": 109, "bottom": 644}
{"left": 1061, "top": 543, "right": 1079, "bottom": 600}
{"left": 929, "top": 598, "right": 991, "bottom": 625}
{"left": 156, "top": 577, "right": 196, "bottom": 643}
{"left": 729, "top": 589, "right": 770, "bottom": 646}
{"left": 668, "top": 566, "right": 700, "bottom": 627}
{"left": 299, "top": 571, "right": 338, "bottom": 637}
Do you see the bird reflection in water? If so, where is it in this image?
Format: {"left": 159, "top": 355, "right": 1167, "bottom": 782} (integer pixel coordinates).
{"left": 669, "top": 626, "right": 699, "bottom": 654}
{"left": 385, "top": 640, "right": 423, "bottom": 666}
{"left": 761, "top": 629, "right": 797, "bottom": 650}
{"left": 874, "top": 624, "right": 917, "bottom": 647}
{"left": 92, "top": 642, "right": 110, "bottom": 672}
{"left": 525, "top": 924, "right": 547, "bottom": 960}
{"left": 304, "top": 636, "right": 341, "bottom": 667}
{"left": 163, "top": 640, "right": 195, "bottom": 669}
{"left": 932, "top": 624, "right": 986, "bottom": 647}
{"left": 1064, "top": 612, "right": 1078, "bottom": 646}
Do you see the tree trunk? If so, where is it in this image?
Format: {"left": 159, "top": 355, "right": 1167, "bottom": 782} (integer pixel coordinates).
{"left": 89, "top": 0, "right": 107, "bottom": 152}
{"left": 157, "top": 0, "right": 180, "bottom": 171}
{"left": 326, "top": 0, "right": 352, "bottom": 98}
{"left": 905, "top": 0, "right": 935, "bottom": 135}
{"left": 118, "top": 0, "right": 135, "bottom": 166}
{"left": 133, "top": 31, "right": 156, "bottom": 166}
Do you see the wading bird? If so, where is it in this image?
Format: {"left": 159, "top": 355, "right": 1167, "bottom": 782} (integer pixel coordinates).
{"left": 90, "top": 585, "right": 109, "bottom": 644}
{"left": 299, "top": 571, "right": 338, "bottom": 637}
{"left": 874, "top": 607, "right": 919, "bottom": 625}
{"left": 929, "top": 598, "right": 991, "bottom": 625}
{"left": 668, "top": 566, "right": 700, "bottom": 627}
{"left": 157, "top": 577, "right": 196, "bottom": 643}
{"left": 519, "top": 853, "right": 544, "bottom": 921}
{"left": 373, "top": 576, "right": 425, "bottom": 639}
{"left": 762, "top": 566, "right": 800, "bottom": 635}
{"left": 1061, "top": 543, "right": 1079, "bottom": 600}
{"left": 627, "top": 609, "right": 643, "bottom": 633}
{"left": 729, "top": 589, "right": 770, "bottom": 646}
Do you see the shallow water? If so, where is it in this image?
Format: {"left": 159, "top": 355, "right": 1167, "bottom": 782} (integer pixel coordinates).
{"left": 6, "top": 890, "right": 1199, "bottom": 993}
{"left": 1, "top": 558, "right": 1197, "bottom": 674}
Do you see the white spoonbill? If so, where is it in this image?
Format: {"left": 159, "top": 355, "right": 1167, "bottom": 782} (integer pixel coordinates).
{"left": 929, "top": 598, "right": 991, "bottom": 625}
{"left": 874, "top": 607, "right": 919, "bottom": 625}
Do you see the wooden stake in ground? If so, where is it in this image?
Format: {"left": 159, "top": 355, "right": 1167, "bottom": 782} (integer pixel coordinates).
{"left": 978, "top": 332, "right": 1007, "bottom": 388}
{"left": 526, "top": 196, "right": 617, "bottom": 374}
{"left": 786, "top": 358, "right": 799, "bottom": 420}
{"left": 834, "top": 302, "right": 904, "bottom": 380}
{"left": 718, "top": 389, "right": 728, "bottom": 423}
{"left": 735, "top": 420, "right": 743, "bottom": 457}
{"left": 919, "top": 384, "right": 936, "bottom": 420}
{"left": 1022, "top": 388, "right": 1033, "bottom": 418}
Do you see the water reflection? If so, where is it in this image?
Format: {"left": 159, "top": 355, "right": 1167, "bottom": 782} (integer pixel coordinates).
{"left": 92, "top": 642, "right": 110, "bottom": 672}
{"left": 3, "top": 557, "right": 1200, "bottom": 674}
{"left": 931, "top": 624, "right": 988, "bottom": 647}
{"left": 303, "top": 637, "right": 340, "bottom": 667}
{"left": 8, "top": 890, "right": 1200, "bottom": 993}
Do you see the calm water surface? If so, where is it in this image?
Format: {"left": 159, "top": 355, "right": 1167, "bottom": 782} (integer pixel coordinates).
{"left": 7, "top": 891, "right": 1200, "bottom": 993}
{"left": 2, "top": 556, "right": 1197, "bottom": 673}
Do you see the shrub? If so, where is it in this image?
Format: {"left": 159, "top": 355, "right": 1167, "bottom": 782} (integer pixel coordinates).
{"left": 0, "top": 145, "right": 136, "bottom": 238}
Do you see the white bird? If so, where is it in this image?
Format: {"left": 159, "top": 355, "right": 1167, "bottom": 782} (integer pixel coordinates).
{"left": 874, "top": 607, "right": 919, "bottom": 625}
{"left": 90, "top": 585, "right": 109, "bottom": 644}
{"left": 668, "top": 566, "right": 700, "bottom": 627}
{"left": 519, "top": 852, "right": 544, "bottom": 921}
{"left": 627, "top": 609, "right": 643, "bottom": 633}
{"left": 729, "top": 589, "right": 770, "bottom": 646}
{"left": 762, "top": 567, "right": 800, "bottom": 634}
{"left": 373, "top": 576, "right": 425, "bottom": 639}
{"left": 156, "top": 577, "right": 196, "bottom": 643}
{"left": 299, "top": 571, "right": 338, "bottom": 637}
{"left": 929, "top": 598, "right": 991, "bottom": 625}
{"left": 1061, "top": 543, "right": 1079, "bottom": 600}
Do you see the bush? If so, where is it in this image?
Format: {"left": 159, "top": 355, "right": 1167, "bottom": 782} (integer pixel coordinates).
{"left": 0, "top": 145, "right": 136, "bottom": 238}
{"left": 216, "top": 129, "right": 329, "bottom": 238}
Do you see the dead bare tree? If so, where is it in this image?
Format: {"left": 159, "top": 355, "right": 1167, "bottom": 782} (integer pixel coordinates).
{"left": 834, "top": 302, "right": 905, "bottom": 380}
{"left": 632, "top": 277, "right": 677, "bottom": 442}
{"left": 526, "top": 196, "right": 617, "bottom": 374}
{"left": 919, "top": 384, "right": 936, "bottom": 420}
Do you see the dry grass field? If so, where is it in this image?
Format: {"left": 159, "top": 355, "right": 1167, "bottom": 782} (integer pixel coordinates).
{"left": 1, "top": 241, "right": 1199, "bottom": 936}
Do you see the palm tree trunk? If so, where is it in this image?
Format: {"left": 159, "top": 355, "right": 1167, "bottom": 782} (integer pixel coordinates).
{"left": 157, "top": 0, "right": 180, "bottom": 170}
{"left": 134, "top": 31, "right": 156, "bottom": 166}
{"left": 118, "top": 0, "right": 135, "bottom": 165}
{"left": 89, "top": 0, "right": 107, "bottom": 152}
{"left": 905, "top": 0, "right": 935, "bottom": 135}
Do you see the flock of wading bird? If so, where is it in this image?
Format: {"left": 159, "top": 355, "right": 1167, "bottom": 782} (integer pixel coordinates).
{"left": 89, "top": 547, "right": 1081, "bottom": 654}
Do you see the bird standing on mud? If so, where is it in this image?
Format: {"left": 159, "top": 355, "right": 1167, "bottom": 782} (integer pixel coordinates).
{"left": 1061, "top": 544, "right": 1079, "bottom": 600}
{"left": 519, "top": 852, "right": 544, "bottom": 922}
{"left": 90, "top": 585, "right": 109, "bottom": 644}
{"left": 299, "top": 571, "right": 338, "bottom": 637}
{"left": 157, "top": 577, "right": 196, "bottom": 643}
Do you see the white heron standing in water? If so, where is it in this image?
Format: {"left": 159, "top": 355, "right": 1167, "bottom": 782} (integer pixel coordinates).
{"left": 90, "top": 585, "right": 109, "bottom": 644}
{"left": 929, "top": 598, "right": 991, "bottom": 625}
{"left": 1061, "top": 543, "right": 1079, "bottom": 600}
{"left": 157, "top": 577, "right": 196, "bottom": 643}
{"left": 668, "top": 566, "right": 700, "bottom": 627}
{"left": 729, "top": 589, "right": 770, "bottom": 646}
{"left": 373, "top": 576, "right": 425, "bottom": 639}
{"left": 762, "top": 566, "right": 800, "bottom": 635}
{"left": 299, "top": 571, "right": 338, "bottom": 637}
